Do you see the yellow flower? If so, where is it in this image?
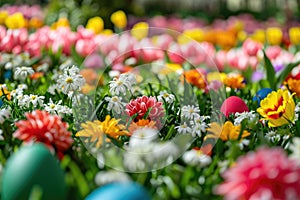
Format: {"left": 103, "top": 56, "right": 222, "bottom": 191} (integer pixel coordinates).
{"left": 51, "top": 17, "right": 70, "bottom": 29}
{"left": 251, "top": 29, "right": 265, "bottom": 43}
{"left": 179, "top": 28, "right": 204, "bottom": 44}
{"left": 286, "top": 78, "right": 300, "bottom": 97}
{"left": 102, "top": 29, "right": 113, "bottom": 35}
{"left": 205, "top": 121, "right": 250, "bottom": 141}
{"left": 5, "top": 12, "right": 26, "bottom": 29}
{"left": 266, "top": 27, "right": 282, "bottom": 46}
{"left": 76, "top": 116, "right": 129, "bottom": 148}
{"left": 0, "top": 11, "right": 8, "bottom": 25}
{"left": 86, "top": 16, "right": 104, "bottom": 34}
{"left": 223, "top": 73, "right": 245, "bottom": 89}
{"left": 0, "top": 85, "right": 11, "bottom": 100}
{"left": 29, "top": 17, "right": 43, "bottom": 29}
{"left": 237, "top": 31, "right": 247, "bottom": 42}
{"left": 289, "top": 27, "right": 300, "bottom": 45}
{"left": 110, "top": 10, "right": 127, "bottom": 29}
{"left": 257, "top": 89, "right": 295, "bottom": 127}
{"left": 160, "top": 63, "right": 182, "bottom": 74}
{"left": 206, "top": 72, "right": 226, "bottom": 83}
{"left": 131, "top": 22, "right": 149, "bottom": 40}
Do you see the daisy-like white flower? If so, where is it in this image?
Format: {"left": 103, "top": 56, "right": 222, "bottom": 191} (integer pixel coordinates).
{"left": 234, "top": 111, "right": 258, "bottom": 126}
{"left": 190, "top": 116, "right": 210, "bottom": 137}
{"left": 57, "top": 65, "right": 85, "bottom": 94}
{"left": 105, "top": 96, "right": 126, "bottom": 114}
{"left": 11, "top": 84, "right": 28, "bottom": 97}
{"left": 129, "top": 128, "right": 158, "bottom": 147}
{"left": 14, "top": 66, "right": 34, "bottom": 81}
{"left": 182, "top": 148, "right": 212, "bottom": 167}
{"left": 109, "top": 73, "right": 136, "bottom": 95}
{"left": 44, "top": 99, "right": 72, "bottom": 117}
{"left": 157, "top": 91, "right": 175, "bottom": 104}
{"left": 21, "top": 94, "right": 45, "bottom": 107}
{"left": 181, "top": 105, "right": 200, "bottom": 120}
{"left": 265, "top": 130, "right": 281, "bottom": 142}
{"left": 175, "top": 122, "right": 192, "bottom": 134}
{"left": 289, "top": 137, "right": 300, "bottom": 165}
{"left": 0, "top": 108, "right": 11, "bottom": 124}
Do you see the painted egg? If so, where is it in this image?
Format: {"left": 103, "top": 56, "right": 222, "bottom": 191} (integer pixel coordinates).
{"left": 253, "top": 88, "right": 273, "bottom": 105}
{"left": 85, "top": 182, "right": 151, "bottom": 200}
{"left": 221, "top": 96, "right": 249, "bottom": 117}
{"left": 1, "top": 143, "right": 66, "bottom": 200}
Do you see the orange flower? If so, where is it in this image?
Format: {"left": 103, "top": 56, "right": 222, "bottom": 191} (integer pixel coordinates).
{"left": 30, "top": 72, "right": 44, "bottom": 80}
{"left": 80, "top": 69, "right": 98, "bottom": 85}
{"left": 128, "top": 119, "right": 157, "bottom": 135}
{"left": 286, "top": 78, "right": 300, "bottom": 97}
{"left": 183, "top": 69, "right": 206, "bottom": 89}
{"left": 29, "top": 17, "right": 43, "bottom": 29}
{"left": 223, "top": 73, "right": 245, "bottom": 89}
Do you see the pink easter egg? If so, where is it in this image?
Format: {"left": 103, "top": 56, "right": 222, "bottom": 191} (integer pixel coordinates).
{"left": 221, "top": 96, "right": 249, "bottom": 117}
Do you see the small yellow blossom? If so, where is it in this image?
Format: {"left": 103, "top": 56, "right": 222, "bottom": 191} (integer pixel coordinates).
{"left": 86, "top": 16, "right": 104, "bottom": 34}
{"left": 110, "top": 10, "right": 127, "bottom": 29}
{"left": 5, "top": 12, "right": 26, "bottom": 29}
{"left": 266, "top": 27, "right": 282, "bottom": 46}
{"left": 289, "top": 27, "right": 300, "bottom": 45}
{"left": 131, "top": 22, "right": 149, "bottom": 40}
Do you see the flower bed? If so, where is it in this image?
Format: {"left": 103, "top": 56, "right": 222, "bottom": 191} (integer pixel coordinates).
{"left": 1, "top": 5, "right": 300, "bottom": 200}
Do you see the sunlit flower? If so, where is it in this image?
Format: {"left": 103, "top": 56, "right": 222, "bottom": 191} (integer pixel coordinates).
{"left": 257, "top": 89, "right": 295, "bottom": 127}
{"left": 183, "top": 69, "right": 206, "bottom": 90}
{"left": 223, "top": 73, "right": 245, "bottom": 89}
{"left": 205, "top": 121, "right": 250, "bottom": 141}
{"left": 215, "top": 147, "right": 300, "bottom": 200}
{"left": 76, "top": 115, "right": 128, "bottom": 148}
{"left": 110, "top": 10, "right": 127, "bottom": 29}
{"left": 128, "top": 119, "right": 157, "bottom": 135}
{"left": 13, "top": 110, "right": 73, "bottom": 157}
{"left": 86, "top": 16, "right": 104, "bottom": 34}
{"left": 57, "top": 66, "right": 85, "bottom": 94}
{"left": 105, "top": 96, "right": 126, "bottom": 114}
{"left": 126, "top": 96, "right": 164, "bottom": 123}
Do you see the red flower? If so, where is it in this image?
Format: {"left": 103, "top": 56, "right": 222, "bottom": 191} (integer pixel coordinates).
{"left": 14, "top": 110, "right": 73, "bottom": 157}
{"left": 125, "top": 96, "right": 164, "bottom": 125}
{"left": 215, "top": 147, "right": 300, "bottom": 200}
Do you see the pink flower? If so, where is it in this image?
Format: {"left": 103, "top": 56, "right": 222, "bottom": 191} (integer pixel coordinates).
{"left": 126, "top": 96, "right": 164, "bottom": 125}
{"left": 215, "top": 147, "right": 300, "bottom": 200}
{"left": 242, "top": 39, "right": 262, "bottom": 56}
{"left": 14, "top": 110, "right": 73, "bottom": 158}
{"left": 266, "top": 46, "right": 282, "bottom": 60}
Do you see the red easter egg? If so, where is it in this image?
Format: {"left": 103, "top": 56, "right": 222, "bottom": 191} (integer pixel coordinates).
{"left": 220, "top": 96, "right": 249, "bottom": 117}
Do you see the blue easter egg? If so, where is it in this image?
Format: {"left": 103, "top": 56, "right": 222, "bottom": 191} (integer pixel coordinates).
{"left": 253, "top": 88, "right": 273, "bottom": 105}
{"left": 85, "top": 182, "right": 151, "bottom": 200}
{"left": 4, "top": 70, "right": 12, "bottom": 80}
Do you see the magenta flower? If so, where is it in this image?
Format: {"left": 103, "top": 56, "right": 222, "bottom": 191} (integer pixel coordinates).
{"left": 215, "top": 147, "right": 300, "bottom": 200}
{"left": 126, "top": 96, "right": 164, "bottom": 125}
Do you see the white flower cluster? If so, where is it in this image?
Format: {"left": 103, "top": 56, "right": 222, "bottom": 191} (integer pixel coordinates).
{"left": 0, "top": 108, "right": 11, "bottom": 124}
{"left": 182, "top": 148, "right": 211, "bottom": 167}
{"left": 44, "top": 98, "right": 72, "bottom": 117}
{"left": 109, "top": 73, "right": 136, "bottom": 95}
{"left": 234, "top": 111, "right": 258, "bottom": 126}
{"left": 56, "top": 65, "right": 86, "bottom": 95}
{"left": 175, "top": 105, "right": 210, "bottom": 137}
{"left": 17, "top": 94, "right": 45, "bottom": 108}
{"left": 123, "top": 128, "right": 179, "bottom": 172}
{"left": 105, "top": 96, "right": 126, "bottom": 114}
{"left": 1, "top": 53, "right": 30, "bottom": 70}
{"left": 157, "top": 91, "right": 175, "bottom": 104}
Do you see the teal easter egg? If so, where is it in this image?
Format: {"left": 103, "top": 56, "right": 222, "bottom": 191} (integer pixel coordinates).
{"left": 85, "top": 182, "right": 151, "bottom": 200}
{"left": 1, "top": 143, "right": 66, "bottom": 200}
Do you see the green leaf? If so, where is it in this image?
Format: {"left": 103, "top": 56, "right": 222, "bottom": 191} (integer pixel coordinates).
{"left": 262, "top": 50, "right": 276, "bottom": 90}
{"left": 276, "top": 60, "right": 300, "bottom": 87}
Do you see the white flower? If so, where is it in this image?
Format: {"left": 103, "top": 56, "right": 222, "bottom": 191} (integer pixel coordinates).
{"left": 238, "top": 139, "right": 250, "bottom": 150}
{"left": 44, "top": 99, "right": 72, "bottom": 117}
{"left": 105, "top": 96, "right": 126, "bottom": 114}
{"left": 57, "top": 65, "right": 85, "bottom": 94}
{"left": 0, "top": 108, "right": 11, "bottom": 124}
{"left": 95, "top": 170, "right": 131, "bottom": 186}
{"left": 36, "top": 63, "right": 49, "bottom": 72}
{"left": 265, "top": 130, "right": 280, "bottom": 142}
{"left": 157, "top": 91, "right": 175, "bottom": 104}
{"left": 47, "top": 84, "right": 58, "bottom": 95}
{"left": 129, "top": 128, "right": 158, "bottom": 147}
{"left": 181, "top": 105, "right": 200, "bottom": 120}
{"left": 14, "top": 66, "right": 34, "bottom": 81}
{"left": 289, "top": 137, "right": 300, "bottom": 165}
{"left": 190, "top": 116, "right": 210, "bottom": 137}
{"left": 234, "top": 111, "right": 258, "bottom": 126}
{"left": 19, "top": 94, "right": 44, "bottom": 107}
{"left": 109, "top": 73, "right": 136, "bottom": 95}
{"left": 175, "top": 122, "right": 192, "bottom": 134}
{"left": 182, "top": 149, "right": 212, "bottom": 167}
{"left": 0, "top": 129, "right": 3, "bottom": 140}
{"left": 11, "top": 84, "right": 28, "bottom": 97}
